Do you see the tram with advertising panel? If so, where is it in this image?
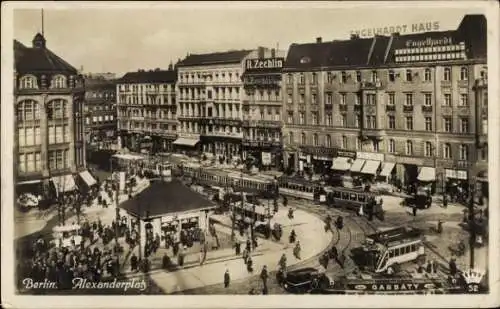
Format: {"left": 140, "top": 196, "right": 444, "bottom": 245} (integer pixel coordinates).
{"left": 350, "top": 226, "right": 426, "bottom": 274}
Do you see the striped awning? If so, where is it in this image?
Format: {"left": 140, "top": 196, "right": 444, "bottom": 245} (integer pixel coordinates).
{"left": 361, "top": 160, "right": 381, "bottom": 175}
{"left": 173, "top": 138, "right": 199, "bottom": 147}
{"left": 331, "top": 157, "right": 352, "bottom": 171}
{"left": 51, "top": 175, "right": 77, "bottom": 194}
{"left": 79, "top": 170, "right": 97, "bottom": 187}
{"left": 350, "top": 159, "right": 366, "bottom": 173}
{"left": 379, "top": 162, "right": 396, "bottom": 177}
{"left": 417, "top": 167, "right": 436, "bottom": 182}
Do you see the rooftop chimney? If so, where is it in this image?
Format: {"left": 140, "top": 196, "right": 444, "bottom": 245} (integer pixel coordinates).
{"left": 168, "top": 62, "right": 173, "bottom": 70}
{"left": 271, "top": 48, "right": 276, "bottom": 58}
{"left": 316, "top": 37, "right": 322, "bottom": 43}
{"left": 350, "top": 34, "right": 360, "bottom": 40}
{"left": 258, "top": 46, "right": 265, "bottom": 59}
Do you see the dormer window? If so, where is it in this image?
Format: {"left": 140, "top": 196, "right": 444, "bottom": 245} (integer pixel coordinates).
{"left": 51, "top": 75, "right": 67, "bottom": 88}
{"left": 19, "top": 75, "right": 38, "bottom": 89}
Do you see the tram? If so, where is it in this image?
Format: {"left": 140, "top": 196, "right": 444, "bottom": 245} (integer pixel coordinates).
{"left": 180, "top": 165, "right": 277, "bottom": 198}
{"left": 325, "top": 186, "right": 384, "bottom": 219}
{"left": 350, "top": 226, "right": 426, "bottom": 274}
{"left": 277, "top": 176, "right": 324, "bottom": 201}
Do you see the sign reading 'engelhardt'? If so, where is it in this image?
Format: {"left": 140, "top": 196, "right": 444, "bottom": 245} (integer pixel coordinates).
{"left": 350, "top": 21, "right": 440, "bottom": 38}
{"left": 245, "top": 58, "right": 284, "bottom": 70}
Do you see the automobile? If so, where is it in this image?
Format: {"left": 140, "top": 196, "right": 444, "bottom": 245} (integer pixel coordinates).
{"left": 400, "top": 194, "right": 432, "bottom": 209}
{"left": 17, "top": 193, "right": 40, "bottom": 211}
{"left": 277, "top": 267, "right": 335, "bottom": 294}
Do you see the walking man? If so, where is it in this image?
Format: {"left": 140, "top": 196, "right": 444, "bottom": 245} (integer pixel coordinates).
{"left": 224, "top": 269, "right": 230, "bottom": 288}
{"left": 260, "top": 265, "right": 268, "bottom": 290}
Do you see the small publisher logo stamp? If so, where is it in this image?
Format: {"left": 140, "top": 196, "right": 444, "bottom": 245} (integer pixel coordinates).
{"left": 462, "top": 268, "right": 485, "bottom": 294}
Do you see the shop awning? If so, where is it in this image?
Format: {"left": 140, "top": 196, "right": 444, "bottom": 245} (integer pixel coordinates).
{"left": 379, "top": 162, "right": 396, "bottom": 177}
{"left": 417, "top": 167, "right": 436, "bottom": 182}
{"left": 445, "top": 169, "right": 468, "bottom": 180}
{"left": 51, "top": 175, "right": 77, "bottom": 194}
{"left": 173, "top": 138, "right": 199, "bottom": 147}
{"left": 361, "top": 160, "right": 381, "bottom": 175}
{"left": 79, "top": 170, "right": 97, "bottom": 187}
{"left": 331, "top": 157, "right": 352, "bottom": 171}
{"left": 350, "top": 159, "right": 366, "bottom": 173}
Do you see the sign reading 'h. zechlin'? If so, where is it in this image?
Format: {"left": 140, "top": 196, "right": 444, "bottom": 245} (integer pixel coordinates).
{"left": 245, "top": 58, "right": 284, "bottom": 70}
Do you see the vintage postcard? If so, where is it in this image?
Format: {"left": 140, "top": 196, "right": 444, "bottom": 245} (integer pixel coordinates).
{"left": 1, "top": 1, "right": 499, "bottom": 308}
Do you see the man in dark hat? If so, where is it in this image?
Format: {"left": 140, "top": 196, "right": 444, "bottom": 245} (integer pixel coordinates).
{"left": 224, "top": 269, "right": 230, "bottom": 288}
{"left": 260, "top": 265, "right": 269, "bottom": 290}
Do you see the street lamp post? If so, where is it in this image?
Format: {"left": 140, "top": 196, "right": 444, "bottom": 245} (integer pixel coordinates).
{"left": 468, "top": 176, "right": 476, "bottom": 269}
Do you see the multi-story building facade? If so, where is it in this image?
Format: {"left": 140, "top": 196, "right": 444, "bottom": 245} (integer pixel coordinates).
{"left": 175, "top": 49, "right": 272, "bottom": 163}
{"left": 282, "top": 14, "right": 487, "bottom": 198}
{"left": 242, "top": 48, "right": 287, "bottom": 169}
{"left": 116, "top": 68, "right": 177, "bottom": 154}
{"left": 83, "top": 77, "right": 117, "bottom": 148}
{"left": 14, "top": 33, "right": 92, "bottom": 197}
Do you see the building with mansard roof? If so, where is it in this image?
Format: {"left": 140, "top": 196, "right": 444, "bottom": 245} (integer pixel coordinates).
{"left": 282, "top": 14, "right": 488, "bottom": 200}
{"left": 14, "top": 33, "right": 97, "bottom": 199}
{"left": 116, "top": 67, "right": 178, "bottom": 154}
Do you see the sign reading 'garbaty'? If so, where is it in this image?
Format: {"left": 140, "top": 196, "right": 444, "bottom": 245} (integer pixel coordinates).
{"left": 245, "top": 58, "right": 284, "bottom": 70}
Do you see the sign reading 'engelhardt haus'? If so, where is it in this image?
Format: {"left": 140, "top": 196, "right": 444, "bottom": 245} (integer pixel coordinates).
{"left": 245, "top": 58, "right": 284, "bottom": 70}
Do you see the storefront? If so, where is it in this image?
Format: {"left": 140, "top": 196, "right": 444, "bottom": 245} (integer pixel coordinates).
{"left": 51, "top": 174, "right": 78, "bottom": 197}
{"left": 298, "top": 146, "right": 337, "bottom": 176}
{"left": 356, "top": 152, "right": 384, "bottom": 180}
{"left": 76, "top": 170, "right": 98, "bottom": 192}
{"left": 242, "top": 140, "right": 282, "bottom": 170}
{"left": 385, "top": 155, "right": 431, "bottom": 192}
{"left": 174, "top": 133, "right": 201, "bottom": 156}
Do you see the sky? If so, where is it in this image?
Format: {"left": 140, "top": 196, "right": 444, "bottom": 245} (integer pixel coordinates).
{"left": 12, "top": 2, "right": 487, "bottom": 76}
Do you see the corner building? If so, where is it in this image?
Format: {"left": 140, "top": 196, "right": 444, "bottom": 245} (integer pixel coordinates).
{"left": 242, "top": 48, "right": 287, "bottom": 169}
{"left": 282, "top": 15, "right": 488, "bottom": 198}
{"left": 14, "top": 34, "right": 88, "bottom": 197}
{"left": 116, "top": 68, "right": 178, "bottom": 154}
{"left": 175, "top": 48, "right": 274, "bottom": 162}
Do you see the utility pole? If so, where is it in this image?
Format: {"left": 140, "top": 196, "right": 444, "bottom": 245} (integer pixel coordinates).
{"left": 468, "top": 176, "right": 476, "bottom": 269}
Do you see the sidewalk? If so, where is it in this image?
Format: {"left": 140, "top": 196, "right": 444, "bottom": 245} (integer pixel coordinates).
{"left": 141, "top": 208, "right": 332, "bottom": 293}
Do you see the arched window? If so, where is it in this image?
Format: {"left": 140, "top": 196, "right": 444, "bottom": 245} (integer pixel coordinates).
{"left": 301, "top": 132, "right": 306, "bottom": 145}
{"left": 19, "top": 75, "right": 38, "bottom": 89}
{"left": 424, "top": 68, "right": 432, "bottom": 81}
{"left": 289, "top": 132, "right": 294, "bottom": 144}
{"left": 460, "top": 67, "right": 468, "bottom": 81}
{"left": 444, "top": 67, "right": 451, "bottom": 81}
{"left": 46, "top": 99, "right": 68, "bottom": 120}
{"left": 51, "top": 75, "right": 67, "bottom": 89}
{"left": 17, "top": 100, "right": 40, "bottom": 122}
{"left": 313, "top": 133, "right": 319, "bottom": 146}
